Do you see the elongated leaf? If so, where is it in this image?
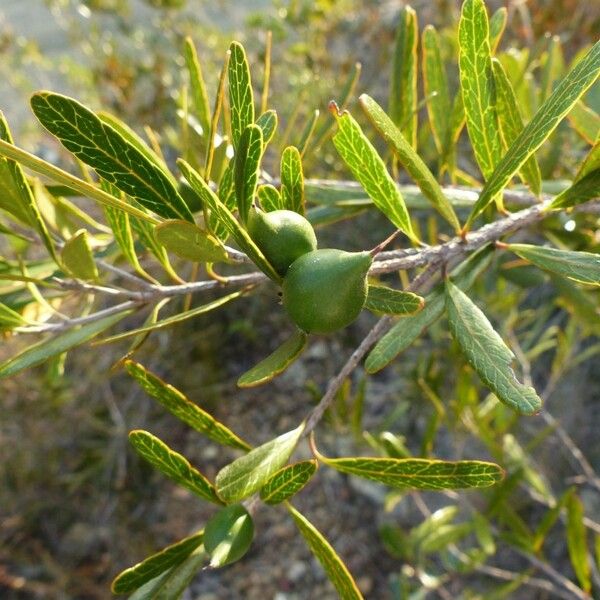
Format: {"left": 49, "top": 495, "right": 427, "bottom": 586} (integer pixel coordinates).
{"left": 550, "top": 168, "right": 600, "bottom": 209}
{"left": 488, "top": 7, "right": 507, "bottom": 53}
{"left": 360, "top": 94, "right": 460, "bottom": 231}
{"left": 576, "top": 138, "right": 600, "bottom": 180}
{"left": 533, "top": 488, "right": 574, "bottom": 553}
{"left": 184, "top": 37, "right": 211, "bottom": 135}
{"left": 0, "top": 309, "right": 132, "bottom": 379}
{"left": 260, "top": 460, "right": 317, "bottom": 504}
{"left": 211, "top": 163, "right": 236, "bottom": 241}
{"left": 492, "top": 59, "right": 542, "bottom": 197}
{"left": 61, "top": 229, "right": 98, "bottom": 280}
{"left": 257, "top": 184, "right": 283, "bottom": 212}
{"left": 297, "top": 109, "right": 320, "bottom": 155}
{"left": 0, "top": 303, "right": 28, "bottom": 328}
{"left": 228, "top": 42, "right": 255, "bottom": 150}
{"left": 256, "top": 110, "right": 277, "bottom": 147}
{"left": 566, "top": 493, "right": 591, "bottom": 593}
{"left": 154, "top": 220, "right": 227, "bottom": 262}
{"left": 125, "top": 361, "right": 250, "bottom": 451}
{"left": 366, "top": 245, "right": 493, "bottom": 373}
{"left": 145, "top": 547, "right": 206, "bottom": 600}
{"left": 422, "top": 26, "right": 451, "bottom": 156}
{"left": 215, "top": 423, "right": 304, "bottom": 503}
{"left": 319, "top": 454, "right": 503, "bottom": 490}
{"left": 445, "top": 280, "right": 542, "bottom": 414}
{"left": 0, "top": 113, "right": 58, "bottom": 262}
{"left": 507, "top": 243, "right": 600, "bottom": 286}
{"left": 280, "top": 146, "right": 305, "bottom": 215}
{"left": 104, "top": 205, "right": 147, "bottom": 279}
{"left": 466, "top": 41, "right": 600, "bottom": 227}
{"left": 332, "top": 109, "right": 415, "bottom": 241}
{"left": 129, "top": 430, "right": 222, "bottom": 504}
{"left": 112, "top": 531, "right": 204, "bottom": 594}
{"left": 238, "top": 330, "right": 307, "bottom": 388}
{"left": 234, "top": 124, "right": 263, "bottom": 224}
{"left": 459, "top": 0, "right": 502, "bottom": 180}
{"left": 178, "top": 159, "right": 280, "bottom": 281}
{"left": 287, "top": 504, "right": 364, "bottom": 600}
{"left": 389, "top": 5, "right": 418, "bottom": 148}
{"left": 365, "top": 285, "right": 424, "bottom": 315}
{"left": 568, "top": 101, "right": 600, "bottom": 143}
{"left": 31, "top": 92, "right": 192, "bottom": 221}
{"left": 97, "top": 290, "right": 246, "bottom": 344}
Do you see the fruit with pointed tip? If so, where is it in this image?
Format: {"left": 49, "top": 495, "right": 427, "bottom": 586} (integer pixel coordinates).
{"left": 247, "top": 207, "right": 317, "bottom": 276}
{"left": 282, "top": 249, "right": 373, "bottom": 334}
{"left": 204, "top": 504, "right": 254, "bottom": 567}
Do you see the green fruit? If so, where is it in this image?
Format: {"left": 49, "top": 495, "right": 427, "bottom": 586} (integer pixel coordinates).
{"left": 204, "top": 504, "right": 254, "bottom": 567}
{"left": 282, "top": 249, "right": 373, "bottom": 334}
{"left": 247, "top": 207, "right": 317, "bottom": 276}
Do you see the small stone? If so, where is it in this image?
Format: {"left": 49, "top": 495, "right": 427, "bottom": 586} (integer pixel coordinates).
{"left": 287, "top": 560, "right": 307, "bottom": 582}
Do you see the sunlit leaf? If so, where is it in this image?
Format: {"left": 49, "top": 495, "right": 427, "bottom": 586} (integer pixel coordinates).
{"left": 154, "top": 220, "right": 228, "bottom": 262}
{"left": 215, "top": 423, "right": 304, "bottom": 503}
{"left": 489, "top": 7, "right": 507, "bottom": 53}
{"left": 280, "top": 146, "right": 305, "bottom": 215}
{"left": 260, "top": 460, "right": 317, "bottom": 504}
{"left": 204, "top": 504, "right": 254, "bottom": 568}
{"left": 228, "top": 42, "right": 255, "bottom": 150}
{"left": 257, "top": 184, "right": 283, "bottom": 212}
{"left": 184, "top": 37, "right": 211, "bottom": 136}
{"left": 549, "top": 168, "right": 600, "bottom": 210}
{"left": 568, "top": 101, "right": 600, "bottom": 144}
{"left": 234, "top": 124, "right": 263, "bottom": 224}
{"left": 256, "top": 110, "right": 277, "bottom": 147}
{"left": 566, "top": 493, "right": 591, "bottom": 593}
{"left": 364, "top": 285, "right": 424, "bottom": 316}
{"left": 61, "top": 229, "right": 98, "bottom": 280}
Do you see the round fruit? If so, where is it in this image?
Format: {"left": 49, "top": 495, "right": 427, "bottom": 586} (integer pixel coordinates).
{"left": 282, "top": 249, "right": 373, "bottom": 334}
{"left": 204, "top": 504, "right": 254, "bottom": 567}
{"left": 247, "top": 207, "right": 317, "bottom": 276}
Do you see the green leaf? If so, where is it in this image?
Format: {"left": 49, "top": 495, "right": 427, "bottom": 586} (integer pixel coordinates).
{"left": 492, "top": 59, "right": 542, "bottom": 197}
{"left": 129, "top": 430, "right": 223, "bottom": 504}
{"left": 256, "top": 110, "right": 278, "bottom": 147}
{"left": 286, "top": 503, "right": 364, "bottom": 600}
{"left": 422, "top": 26, "right": 451, "bottom": 156}
{"left": 104, "top": 205, "right": 147, "bottom": 280}
{"left": 389, "top": 5, "right": 418, "bottom": 148}
{"left": 215, "top": 423, "right": 304, "bottom": 503}
{"left": 260, "top": 460, "right": 317, "bottom": 504}
{"left": 506, "top": 243, "right": 600, "bottom": 286}
{"left": 238, "top": 330, "right": 307, "bottom": 388}
{"left": 30, "top": 92, "right": 192, "bottom": 221}
{"left": 257, "top": 184, "right": 283, "bottom": 212}
{"left": 366, "top": 245, "right": 493, "bottom": 373}
{"left": 0, "top": 309, "right": 132, "bottom": 380}
{"left": 533, "top": 488, "right": 574, "bottom": 553}
{"left": 359, "top": 94, "right": 460, "bottom": 232}
{"left": 445, "top": 279, "right": 542, "bottom": 414}
{"left": 0, "top": 112, "right": 58, "bottom": 262}
{"left": 234, "top": 124, "right": 263, "bottom": 224}
{"left": 177, "top": 159, "right": 281, "bottom": 282}
{"left": 576, "top": 138, "right": 600, "bottom": 180}
{"left": 184, "top": 37, "right": 211, "bottom": 136}
{"left": 459, "top": 0, "right": 502, "bottom": 180}
{"left": 488, "top": 7, "right": 507, "bottom": 53}
{"left": 0, "top": 302, "right": 28, "bottom": 328}
{"left": 97, "top": 290, "right": 246, "bottom": 344}
{"left": 204, "top": 504, "right": 254, "bottom": 568}
{"left": 364, "top": 285, "right": 424, "bottom": 316}
{"left": 61, "top": 229, "right": 98, "bottom": 280}
{"left": 125, "top": 361, "right": 250, "bottom": 451}
{"left": 550, "top": 168, "right": 600, "bottom": 209}
{"left": 228, "top": 42, "right": 255, "bottom": 150}
{"left": 566, "top": 493, "right": 591, "bottom": 593}
{"left": 154, "top": 220, "right": 228, "bottom": 263}
{"left": 319, "top": 454, "right": 503, "bottom": 490}
{"left": 568, "top": 101, "right": 600, "bottom": 143}
{"left": 280, "top": 146, "right": 305, "bottom": 215}
{"left": 211, "top": 163, "right": 236, "bottom": 241}
{"left": 466, "top": 41, "right": 600, "bottom": 228}
{"left": 112, "top": 531, "right": 204, "bottom": 594}
{"left": 332, "top": 109, "right": 416, "bottom": 242}
{"left": 297, "top": 109, "right": 320, "bottom": 155}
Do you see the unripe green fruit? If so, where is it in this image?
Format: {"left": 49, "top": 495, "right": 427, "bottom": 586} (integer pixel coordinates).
{"left": 247, "top": 207, "right": 317, "bottom": 276}
{"left": 204, "top": 504, "right": 254, "bottom": 568}
{"left": 282, "top": 249, "right": 373, "bottom": 334}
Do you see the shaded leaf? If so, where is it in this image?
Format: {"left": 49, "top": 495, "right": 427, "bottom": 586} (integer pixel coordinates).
{"left": 566, "top": 493, "right": 591, "bottom": 593}
{"left": 260, "top": 460, "right": 317, "bottom": 504}
{"left": 30, "top": 92, "right": 192, "bottom": 221}
{"left": 287, "top": 503, "right": 364, "bottom": 600}
{"left": 365, "top": 285, "right": 424, "bottom": 315}
{"left": 228, "top": 42, "right": 255, "bottom": 150}
{"left": 204, "top": 504, "right": 254, "bottom": 568}
{"left": 0, "top": 302, "right": 28, "bottom": 328}
{"left": 234, "top": 124, "right": 263, "bottom": 224}
{"left": 466, "top": 41, "right": 600, "bottom": 227}
{"left": 507, "top": 243, "right": 600, "bottom": 286}
{"left": 238, "top": 330, "right": 307, "bottom": 388}
{"left": 184, "top": 37, "right": 211, "bottom": 135}
{"left": 154, "top": 220, "right": 227, "bottom": 263}
{"left": 61, "top": 229, "right": 98, "bottom": 280}
{"left": 112, "top": 531, "right": 204, "bottom": 594}
{"left": 568, "top": 101, "right": 600, "bottom": 144}
{"left": 550, "top": 168, "right": 600, "bottom": 209}
{"left": 146, "top": 547, "right": 206, "bottom": 600}
{"left": 445, "top": 280, "right": 542, "bottom": 414}
{"left": 360, "top": 94, "right": 460, "bottom": 231}
{"left": 489, "top": 7, "right": 507, "bottom": 53}
{"left": 332, "top": 108, "right": 415, "bottom": 241}
{"left": 125, "top": 361, "right": 250, "bottom": 451}
{"left": 129, "top": 430, "right": 223, "bottom": 504}
{"left": 215, "top": 423, "right": 304, "bottom": 503}
{"left": 533, "top": 488, "right": 574, "bottom": 553}
{"left": 280, "top": 146, "right": 305, "bottom": 215}
{"left": 0, "top": 309, "right": 132, "bottom": 380}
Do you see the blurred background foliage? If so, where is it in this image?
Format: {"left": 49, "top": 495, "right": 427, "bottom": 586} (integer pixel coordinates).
{"left": 1, "top": 1, "right": 600, "bottom": 598}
